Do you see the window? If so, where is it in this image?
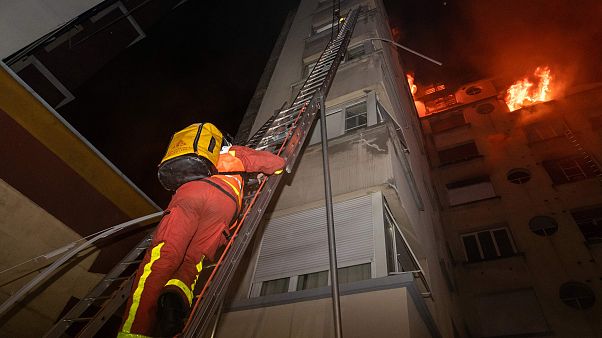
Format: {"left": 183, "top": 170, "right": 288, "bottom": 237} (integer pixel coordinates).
{"left": 297, "top": 270, "right": 328, "bottom": 291}
{"left": 344, "top": 101, "right": 368, "bottom": 132}
{"left": 542, "top": 155, "right": 601, "bottom": 184}
{"left": 461, "top": 227, "right": 516, "bottom": 262}
{"left": 260, "top": 277, "right": 290, "bottom": 296}
{"left": 337, "top": 264, "right": 371, "bottom": 284}
{"left": 476, "top": 103, "right": 495, "bottom": 114}
{"left": 523, "top": 120, "right": 567, "bottom": 143}
{"left": 425, "top": 94, "right": 457, "bottom": 114}
{"left": 559, "top": 282, "right": 596, "bottom": 309}
{"left": 312, "top": 21, "right": 334, "bottom": 35}
{"left": 570, "top": 205, "right": 602, "bottom": 243}
{"left": 529, "top": 216, "right": 558, "bottom": 236}
{"left": 465, "top": 86, "right": 482, "bottom": 95}
{"left": 384, "top": 202, "right": 420, "bottom": 273}
{"left": 345, "top": 44, "right": 365, "bottom": 62}
{"left": 446, "top": 176, "right": 496, "bottom": 206}
{"left": 429, "top": 110, "right": 466, "bottom": 133}
{"left": 438, "top": 141, "right": 480, "bottom": 165}
{"left": 507, "top": 168, "right": 531, "bottom": 184}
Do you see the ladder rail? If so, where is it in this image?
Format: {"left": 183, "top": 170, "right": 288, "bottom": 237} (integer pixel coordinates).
{"left": 43, "top": 235, "right": 153, "bottom": 338}
{"left": 181, "top": 7, "right": 361, "bottom": 337}
{"left": 0, "top": 212, "right": 163, "bottom": 320}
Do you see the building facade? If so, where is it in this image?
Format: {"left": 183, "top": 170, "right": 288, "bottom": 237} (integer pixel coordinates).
{"left": 216, "top": 0, "right": 460, "bottom": 337}
{"left": 418, "top": 79, "right": 602, "bottom": 337}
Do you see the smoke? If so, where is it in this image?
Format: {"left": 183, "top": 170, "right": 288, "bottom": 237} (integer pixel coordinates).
{"left": 455, "top": 0, "right": 602, "bottom": 87}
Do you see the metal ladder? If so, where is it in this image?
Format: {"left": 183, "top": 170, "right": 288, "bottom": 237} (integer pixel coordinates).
{"left": 563, "top": 127, "right": 602, "bottom": 178}
{"left": 182, "top": 7, "right": 360, "bottom": 337}
{"left": 41, "top": 6, "right": 360, "bottom": 337}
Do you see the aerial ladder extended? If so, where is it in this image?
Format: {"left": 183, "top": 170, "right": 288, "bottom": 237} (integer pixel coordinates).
{"left": 0, "top": 6, "right": 361, "bottom": 337}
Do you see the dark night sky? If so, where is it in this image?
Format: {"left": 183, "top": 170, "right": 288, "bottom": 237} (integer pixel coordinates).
{"left": 58, "top": 0, "right": 602, "bottom": 206}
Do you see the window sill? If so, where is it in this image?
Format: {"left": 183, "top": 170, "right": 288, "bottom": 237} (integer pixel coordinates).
{"left": 462, "top": 252, "right": 525, "bottom": 266}
{"left": 430, "top": 123, "right": 471, "bottom": 135}
{"left": 438, "top": 154, "right": 484, "bottom": 168}
{"left": 449, "top": 195, "right": 501, "bottom": 208}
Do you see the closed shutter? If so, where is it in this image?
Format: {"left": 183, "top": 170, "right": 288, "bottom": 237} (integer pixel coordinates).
{"left": 253, "top": 194, "right": 375, "bottom": 281}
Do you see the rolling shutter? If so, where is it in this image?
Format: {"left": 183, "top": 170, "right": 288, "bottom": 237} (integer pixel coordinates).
{"left": 253, "top": 194, "right": 375, "bottom": 281}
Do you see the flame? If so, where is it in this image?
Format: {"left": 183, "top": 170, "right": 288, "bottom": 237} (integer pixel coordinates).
{"left": 505, "top": 66, "right": 553, "bottom": 111}
{"left": 406, "top": 74, "right": 417, "bottom": 96}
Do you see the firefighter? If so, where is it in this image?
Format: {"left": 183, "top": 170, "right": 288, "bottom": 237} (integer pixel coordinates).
{"left": 118, "top": 123, "right": 285, "bottom": 337}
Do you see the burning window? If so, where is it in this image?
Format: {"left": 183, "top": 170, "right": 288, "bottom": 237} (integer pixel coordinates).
{"left": 542, "top": 155, "right": 601, "bottom": 184}
{"left": 425, "top": 94, "right": 457, "bottom": 114}
{"left": 505, "top": 66, "right": 553, "bottom": 111}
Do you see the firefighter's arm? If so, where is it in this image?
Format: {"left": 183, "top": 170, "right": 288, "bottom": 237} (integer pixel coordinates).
{"left": 230, "top": 146, "right": 286, "bottom": 175}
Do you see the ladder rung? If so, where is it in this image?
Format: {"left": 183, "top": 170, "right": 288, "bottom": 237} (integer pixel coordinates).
{"left": 83, "top": 295, "right": 111, "bottom": 302}
{"left": 121, "top": 259, "right": 143, "bottom": 265}
{"left": 105, "top": 276, "right": 131, "bottom": 282}
{"left": 63, "top": 317, "right": 93, "bottom": 323}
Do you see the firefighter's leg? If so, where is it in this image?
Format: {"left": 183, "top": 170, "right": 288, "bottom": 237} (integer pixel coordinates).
{"left": 118, "top": 205, "right": 197, "bottom": 337}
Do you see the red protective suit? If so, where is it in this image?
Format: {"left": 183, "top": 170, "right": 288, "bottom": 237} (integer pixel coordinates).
{"left": 118, "top": 146, "right": 285, "bottom": 337}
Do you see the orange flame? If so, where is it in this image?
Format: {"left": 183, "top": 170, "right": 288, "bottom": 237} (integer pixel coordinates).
{"left": 505, "top": 66, "right": 553, "bottom": 111}
{"left": 406, "top": 74, "right": 417, "bottom": 96}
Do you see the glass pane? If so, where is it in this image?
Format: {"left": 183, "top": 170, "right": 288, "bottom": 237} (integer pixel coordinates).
{"left": 493, "top": 229, "right": 515, "bottom": 257}
{"left": 297, "top": 270, "right": 328, "bottom": 291}
{"left": 478, "top": 231, "right": 497, "bottom": 259}
{"left": 260, "top": 277, "right": 290, "bottom": 296}
{"left": 462, "top": 235, "right": 481, "bottom": 262}
{"left": 383, "top": 214, "right": 397, "bottom": 273}
{"left": 395, "top": 228, "right": 418, "bottom": 271}
{"left": 345, "top": 101, "right": 367, "bottom": 131}
{"left": 337, "top": 263, "right": 371, "bottom": 284}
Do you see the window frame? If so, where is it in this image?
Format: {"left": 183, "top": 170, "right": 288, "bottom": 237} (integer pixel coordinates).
{"left": 344, "top": 100, "right": 368, "bottom": 133}
{"left": 461, "top": 227, "right": 517, "bottom": 262}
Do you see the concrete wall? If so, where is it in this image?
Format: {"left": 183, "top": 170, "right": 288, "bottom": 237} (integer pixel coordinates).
{"left": 0, "top": 0, "right": 102, "bottom": 58}
{"left": 0, "top": 179, "right": 103, "bottom": 337}
{"left": 218, "top": 287, "right": 422, "bottom": 338}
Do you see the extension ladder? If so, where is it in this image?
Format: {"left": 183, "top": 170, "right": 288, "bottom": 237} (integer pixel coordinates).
{"left": 42, "top": 6, "right": 361, "bottom": 337}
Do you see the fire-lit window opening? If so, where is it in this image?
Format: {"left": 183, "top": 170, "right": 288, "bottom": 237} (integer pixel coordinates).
{"left": 344, "top": 101, "right": 368, "bottom": 132}
{"left": 528, "top": 216, "right": 559, "bottom": 236}
{"left": 461, "top": 227, "right": 517, "bottom": 262}
{"left": 559, "top": 282, "right": 596, "bottom": 310}
{"left": 506, "top": 168, "right": 531, "bottom": 184}
{"left": 570, "top": 205, "right": 602, "bottom": 243}
{"left": 505, "top": 66, "right": 553, "bottom": 112}
{"left": 425, "top": 94, "right": 457, "bottom": 114}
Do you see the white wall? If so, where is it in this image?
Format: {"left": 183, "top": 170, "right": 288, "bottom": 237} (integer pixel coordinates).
{"left": 0, "top": 0, "right": 102, "bottom": 58}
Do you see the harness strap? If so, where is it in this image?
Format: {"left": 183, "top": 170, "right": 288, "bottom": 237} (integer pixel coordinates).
{"left": 198, "top": 179, "right": 240, "bottom": 227}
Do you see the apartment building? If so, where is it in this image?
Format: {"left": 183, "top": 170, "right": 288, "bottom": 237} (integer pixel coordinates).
{"left": 215, "top": 0, "right": 460, "bottom": 337}
{"left": 418, "top": 78, "right": 602, "bottom": 337}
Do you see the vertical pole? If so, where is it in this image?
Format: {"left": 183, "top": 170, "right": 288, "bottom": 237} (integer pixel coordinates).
{"left": 319, "top": 92, "right": 343, "bottom": 338}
